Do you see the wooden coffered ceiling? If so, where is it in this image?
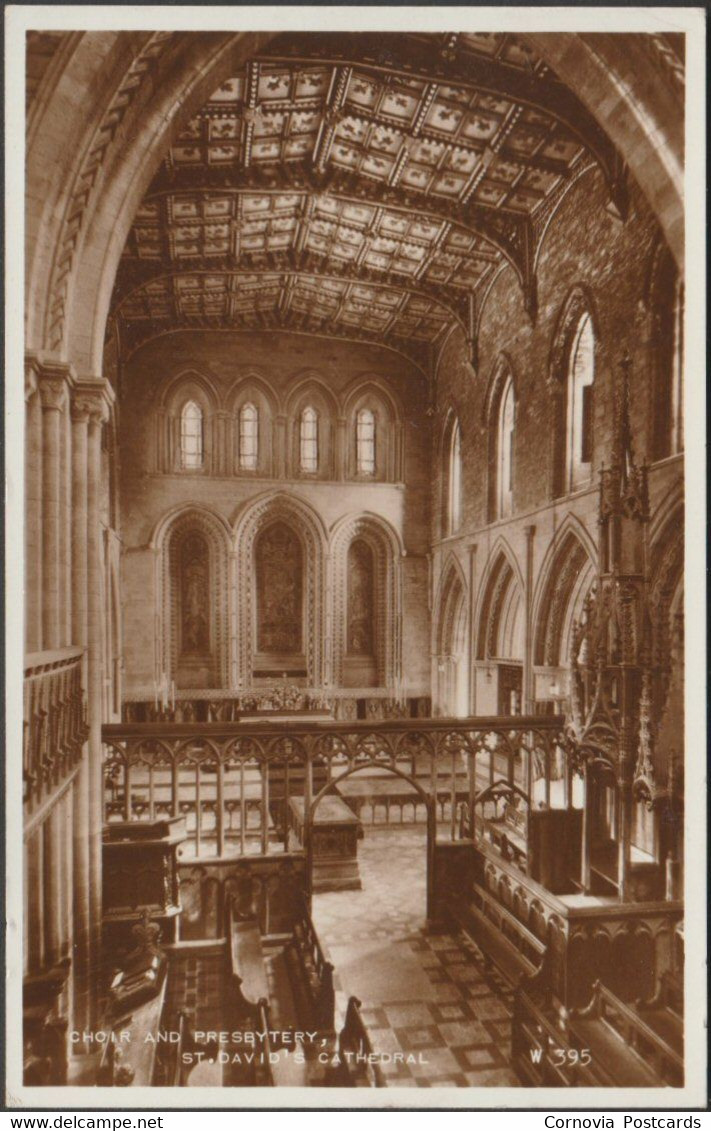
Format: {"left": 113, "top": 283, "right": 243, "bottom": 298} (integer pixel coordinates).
{"left": 112, "top": 31, "right": 627, "bottom": 375}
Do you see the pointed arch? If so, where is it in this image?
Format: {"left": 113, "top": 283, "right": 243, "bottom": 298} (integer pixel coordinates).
{"left": 435, "top": 554, "right": 469, "bottom": 656}
{"left": 232, "top": 492, "right": 327, "bottom": 689}
{"left": 475, "top": 542, "right": 525, "bottom": 662}
{"left": 342, "top": 377, "right": 403, "bottom": 482}
{"left": 434, "top": 554, "right": 469, "bottom": 716}
{"left": 532, "top": 523, "right": 596, "bottom": 669}
{"left": 226, "top": 372, "right": 280, "bottom": 477}
{"left": 157, "top": 367, "right": 221, "bottom": 413}
{"left": 285, "top": 376, "right": 338, "bottom": 479}
{"left": 548, "top": 285, "right": 599, "bottom": 498}
{"left": 154, "top": 368, "right": 220, "bottom": 474}
{"left": 330, "top": 512, "right": 403, "bottom": 691}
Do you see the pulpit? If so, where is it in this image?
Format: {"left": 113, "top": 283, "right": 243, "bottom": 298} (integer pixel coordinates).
{"left": 103, "top": 817, "right": 186, "bottom": 948}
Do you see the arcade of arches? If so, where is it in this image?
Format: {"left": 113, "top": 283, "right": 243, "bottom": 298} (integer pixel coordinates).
{"left": 23, "top": 28, "right": 685, "bottom": 1091}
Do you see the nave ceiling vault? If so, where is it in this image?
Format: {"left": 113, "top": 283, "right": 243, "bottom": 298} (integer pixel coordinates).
{"left": 110, "top": 31, "right": 624, "bottom": 378}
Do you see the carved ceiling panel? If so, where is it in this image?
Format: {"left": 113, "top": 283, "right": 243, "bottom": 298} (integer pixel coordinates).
{"left": 112, "top": 32, "right": 620, "bottom": 370}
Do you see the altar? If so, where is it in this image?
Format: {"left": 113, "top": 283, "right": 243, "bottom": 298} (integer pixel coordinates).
{"left": 288, "top": 796, "right": 363, "bottom": 893}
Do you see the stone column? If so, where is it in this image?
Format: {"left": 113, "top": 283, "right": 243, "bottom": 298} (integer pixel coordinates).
{"left": 25, "top": 362, "right": 43, "bottom": 653}
{"left": 83, "top": 385, "right": 111, "bottom": 1021}
{"left": 70, "top": 394, "right": 91, "bottom": 1032}
{"left": 523, "top": 524, "right": 536, "bottom": 713}
{"left": 467, "top": 543, "right": 478, "bottom": 713}
{"left": 275, "top": 414, "right": 288, "bottom": 478}
{"left": 216, "top": 410, "right": 230, "bottom": 475}
{"left": 39, "top": 377, "right": 68, "bottom": 649}
{"left": 336, "top": 415, "right": 348, "bottom": 479}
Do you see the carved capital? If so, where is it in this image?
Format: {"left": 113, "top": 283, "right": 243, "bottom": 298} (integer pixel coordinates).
{"left": 70, "top": 396, "right": 92, "bottom": 424}
{"left": 38, "top": 377, "right": 68, "bottom": 413}
{"left": 73, "top": 380, "right": 113, "bottom": 426}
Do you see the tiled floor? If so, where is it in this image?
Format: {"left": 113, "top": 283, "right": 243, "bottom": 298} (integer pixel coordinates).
{"left": 312, "top": 826, "right": 521, "bottom": 1088}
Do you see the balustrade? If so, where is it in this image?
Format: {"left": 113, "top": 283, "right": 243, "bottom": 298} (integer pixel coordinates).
{"left": 24, "top": 648, "right": 88, "bottom": 817}
{"left": 102, "top": 716, "right": 564, "bottom": 859}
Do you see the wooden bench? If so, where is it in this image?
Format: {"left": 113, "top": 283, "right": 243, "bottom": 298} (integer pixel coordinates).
{"left": 570, "top": 980, "right": 683, "bottom": 1087}
{"left": 229, "top": 913, "right": 270, "bottom": 1014}
{"left": 96, "top": 979, "right": 168, "bottom": 1087}
{"left": 450, "top": 881, "right": 545, "bottom": 988}
{"left": 285, "top": 897, "right": 336, "bottom": 1033}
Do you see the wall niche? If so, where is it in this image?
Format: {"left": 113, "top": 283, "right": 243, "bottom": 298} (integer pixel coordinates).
{"left": 254, "top": 521, "right": 307, "bottom": 678}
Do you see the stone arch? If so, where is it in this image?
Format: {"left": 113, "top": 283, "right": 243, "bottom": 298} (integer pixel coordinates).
{"left": 26, "top": 32, "right": 274, "bottom": 373}
{"left": 285, "top": 376, "right": 339, "bottom": 480}
{"left": 155, "top": 368, "right": 221, "bottom": 474}
{"left": 154, "top": 506, "right": 231, "bottom": 690}
{"left": 232, "top": 492, "right": 327, "bottom": 689}
{"left": 533, "top": 521, "right": 597, "bottom": 669}
{"left": 330, "top": 513, "right": 403, "bottom": 692}
{"left": 25, "top": 29, "right": 685, "bottom": 379}
{"left": 225, "top": 373, "right": 280, "bottom": 478}
{"left": 341, "top": 376, "right": 403, "bottom": 482}
{"left": 522, "top": 32, "right": 684, "bottom": 266}
{"left": 434, "top": 555, "right": 469, "bottom": 717}
{"left": 157, "top": 368, "right": 221, "bottom": 413}
{"left": 475, "top": 542, "right": 525, "bottom": 662}
{"left": 308, "top": 760, "right": 436, "bottom": 915}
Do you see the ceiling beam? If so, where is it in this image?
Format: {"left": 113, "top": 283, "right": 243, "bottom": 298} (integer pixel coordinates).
{"left": 257, "top": 32, "right": 622, "bottom": 199}
{"left": 141, "top": 160, "right": 528, "bottom": 282}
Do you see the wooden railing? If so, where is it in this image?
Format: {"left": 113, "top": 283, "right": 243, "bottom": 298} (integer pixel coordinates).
{"left": 102, "top": 716, "right": 563, "bottom": 858}
{"left": 337, "top": 996, "right": 386, "bottom": 1087}
{"left": 24, "top": 648, "right": 88, "bottom": 817}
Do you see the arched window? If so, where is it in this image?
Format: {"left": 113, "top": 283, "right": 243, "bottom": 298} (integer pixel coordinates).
{"left": 180, "top": 400, "right": 203, "bottom": 470}
{"left": 497, "top": 377, "right": 514, "bottom": 519}
{"left": 356, "top": 408, "right": 376, "bottom": 476}
{"left": 299, "top": 406, "right": 319, "bottom": 472}
{"left": 446, "top": 418, "right": 462, "bottom": 535}
{"left": 566, "top": 314, "right": 594, "bottom": 490}
{"left": 238, "top": 402, "right": 259, "bottom": 471}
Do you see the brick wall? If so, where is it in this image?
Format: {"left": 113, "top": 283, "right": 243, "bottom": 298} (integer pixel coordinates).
{"left": 432, "top": 167, "right": 663, "bottom": 538}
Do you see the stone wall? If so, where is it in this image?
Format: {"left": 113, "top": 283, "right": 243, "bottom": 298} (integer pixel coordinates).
{"left": 118, "top": 330, "right": 433, "bottom": 696}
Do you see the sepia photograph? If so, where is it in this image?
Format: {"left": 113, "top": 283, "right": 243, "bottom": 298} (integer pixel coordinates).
{"left": 6, "top": 4, "right": 706, "bottom": 1109}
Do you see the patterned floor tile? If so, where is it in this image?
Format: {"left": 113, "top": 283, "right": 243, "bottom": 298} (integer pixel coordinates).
{"left": 311, "top": 826, "right": 520, "bottom": 1088}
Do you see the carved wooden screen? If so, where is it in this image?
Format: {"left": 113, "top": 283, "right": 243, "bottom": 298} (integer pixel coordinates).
{"left": 255, "top": 521, "right": 303, "bottom": 656}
